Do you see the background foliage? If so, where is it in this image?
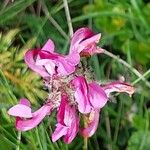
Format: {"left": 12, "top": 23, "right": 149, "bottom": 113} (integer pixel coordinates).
{"left": 0, "top": 0, "right": 150, "bottom": 150}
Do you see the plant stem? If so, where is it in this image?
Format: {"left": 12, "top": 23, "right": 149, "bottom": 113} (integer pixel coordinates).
{"left": 42, "top": 1, "right": 68, "bottom": 40}
{"left": 104, "top": 109, "right": 112, "bottom": 150}
{"left": 132, "top": 69, "right": 150, "bottom": 85}
{"left": 16, "top": 131, "right": 21, "bottom": 150}
{"left": 63, "top": 0, "right": 73, "bottom": 37}
{"left": 103, "top": 49, "right": 150, "bottom": 88}
{"left": 83, "top": 137, "right": 88, "bottom": 150}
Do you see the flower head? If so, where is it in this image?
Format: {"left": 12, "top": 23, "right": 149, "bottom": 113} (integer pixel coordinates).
{"left": 8, "top": 27, "right": 135, "bottom": 144}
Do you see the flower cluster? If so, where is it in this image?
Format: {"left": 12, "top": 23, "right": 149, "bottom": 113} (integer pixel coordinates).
{"left": 8, "top": 28, "right": 135, "bottom": 144}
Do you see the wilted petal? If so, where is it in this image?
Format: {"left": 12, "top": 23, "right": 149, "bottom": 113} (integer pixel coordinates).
{"left": 89, "top": 82, "right": 108, "bottom": 109}
{"left": 80, "top": 109, "right": 100, "bottom": 137}
{"left": 103, "top": 81, "right": 135, "bottom": 97}
{"left": 16, "top": 104, "right": 52, "bottom": 131}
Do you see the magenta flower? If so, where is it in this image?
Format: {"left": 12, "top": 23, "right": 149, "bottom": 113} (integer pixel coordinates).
{"left": 8, "top": 27, "right": 135, "bottom": 143}
{"left": 52, "top": 94, "right": 79, "bottom": 144}
{"left": 71, "top": 76, "right": 135, "bottom": 137}
{"left": 69, "top": 27, "right": 104, "bottom": 56}
{"left": 71, "top": 76, "right": 108, "bottom": 114}
{"left": 25, "top": 28, "right": 104, "bottom": 78}
{"left": 25, "top": 39, "right": 80, "bottom": 77}
{"left": 8, "top": 98, "right": 52, "bottom": 131}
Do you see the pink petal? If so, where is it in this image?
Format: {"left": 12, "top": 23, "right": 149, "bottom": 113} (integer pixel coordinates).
{"left": 71, "top": 76, "right": 91, "bottom": 114}
{"left": 52, "top": 123, "right": 68, "bottom": 142}
{"left": 89, "top": 82, "right": 108, "bottom": 109}
{"left": 8, "top": 104, "right": 32, "bottom": 118}
{"left": 57, "top": 58, "right": 76, "bottom": 76}
{"left": 24, "top": 49, "right": 49, "bottom": 77}
{"left": 41, "top": 39, "right": 55, "bottom": 52}
{"left": 78, "top": 33, "right": 101, "bottom": 54}
{"left": 19, "top": 98, "right": 31, "bottom": 107}
{"left": 70, "top": 28, "right": 94, "bottom": 54}
{"left": 102, "top": 81, "right": 135, "bottom": 97}
{"left": 16, "top": 104, "right": 52, "bottom": 131}
{"left": 63, "top": 107, "right": 80, "bottom": 144}
{"left": 80, "top": 109, "right": 100, "bottom": 137}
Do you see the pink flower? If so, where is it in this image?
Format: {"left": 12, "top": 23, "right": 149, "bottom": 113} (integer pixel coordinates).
{"left": 69, "top": 27, "right": 104, "bottom": 56}
{"left": 25, "top": 39, "right": 80, "bottom": 78}
{"left": 8, "top": 98, "right": 52, "bottom": 131}
{"left": 52, "top": 94, "right": 79, "bottom": 144}
{"left": 71, "top": 76, "right": 108, "bottom": 114}
{"left": 71, "top": 76, "right": 135, "bottom": 137}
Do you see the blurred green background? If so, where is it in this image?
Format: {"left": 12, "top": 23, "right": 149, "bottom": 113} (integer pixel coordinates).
{"left": 0, "top": 0, "right": 150, "bottom": 150}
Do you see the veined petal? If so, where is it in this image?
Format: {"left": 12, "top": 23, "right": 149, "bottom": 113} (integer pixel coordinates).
{"left": 24, "top": 49, "right": 49, "bottom": 77}
{"left": 69, "top": 27, "right": 103, "bottom": 56}
{"left": 103, "top": 81, "right": 135, "bottom": 97}
{"left": 63, "top": 107, "right": 80, "bottom": 144}
{"left": 80, "top": 109, "right": 100, "bottom": 137}
{"left": 52, "top": 123, "right": 68, "bottom": 142}
{"left": 70, "top": 27, "right": 94, "bottom": 54}
{"left": 41, "top": 39, "right": 55, "bottom": 52}
{"left": 71, "top": 76, "right": 91, "bottom": 114}
{"left": 16, "top": 104, "right": 52, "bottom": 131}
{"left": 89, "top": 82, "right": 108, "bottom": 109}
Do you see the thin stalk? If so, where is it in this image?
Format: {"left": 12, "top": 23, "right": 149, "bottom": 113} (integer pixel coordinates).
{"left": 132, "top": 69, "right": 150, "bottom": 85}
{"left": 103, "top": 49, "right": 150, "bottom": 88}
{"left": 16, "top": 131, "right": 21, "bottom": 150}
{"left": 104, "top": 109, "right": 112, "bottom": 150}
{"left": 41, "top": 1, "right": 68, "bottom": 40}
{"left": 113, "top": 99, "right": 123, "bottom": 144}
{"left": 83, "top": 137, "right": 88, "bottom": 150}
{"left": 63, "top": 0, "right": 73, "bottom": 37}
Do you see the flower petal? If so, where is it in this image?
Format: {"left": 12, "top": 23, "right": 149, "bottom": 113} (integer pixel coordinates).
{"left": 8, "top": 104, "right": 32, "bottom": 118}
{"left": 41, "top": 39, "right": 55, "bottom": 52}
{"left": 16, "top": 104, "right": 52, "bottom": 131}
{"left": 63, "top": 107, "right": 79, "bottom": 144}
{"left": 52, "top": 123, "right": 68, "bottom": 142}
{"left": 89, "top": 82, "right": 108, "bottom": 109}
{"left": 102, "top": 81, "right": 135, "bottom": 97}
{"left": 80, "top": 109, "right": 100, "bottom": 137}
{"left": 71, "top": 76, "right": 91, "bottom": 114}
{"left": 70, "top": 28, "right": 94, "bottom": 54}
{"left": 24, "top": 49, "right": 49, "bottom": 77}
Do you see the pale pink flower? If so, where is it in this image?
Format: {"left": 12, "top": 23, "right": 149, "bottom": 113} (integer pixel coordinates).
{"left": 8, "top": 98, "right": 52, "bottom": 131}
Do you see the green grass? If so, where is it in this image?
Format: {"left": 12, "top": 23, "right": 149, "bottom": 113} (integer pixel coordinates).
{"left": 0, "top": 0, "right": 150, "bottom": 150}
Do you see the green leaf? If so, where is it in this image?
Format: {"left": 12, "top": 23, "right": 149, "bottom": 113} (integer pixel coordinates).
{"left": 127, "top": 131, "right": 150, "bottom": 150}
{"left": 0, "top": 0, "right": 36, "bottom": 24}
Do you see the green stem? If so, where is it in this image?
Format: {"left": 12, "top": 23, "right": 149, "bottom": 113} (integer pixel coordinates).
{"left": 16, "top": 131, "right": 21, "bottom": 150}
{"left": 103, "top": 49, "right": 150, "bottom": 88}
{"left": 132, "top": 69, "right": 150, "bottom": 85}
{"left": 63, "top": 0, "right": 73, "bottom": 37}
